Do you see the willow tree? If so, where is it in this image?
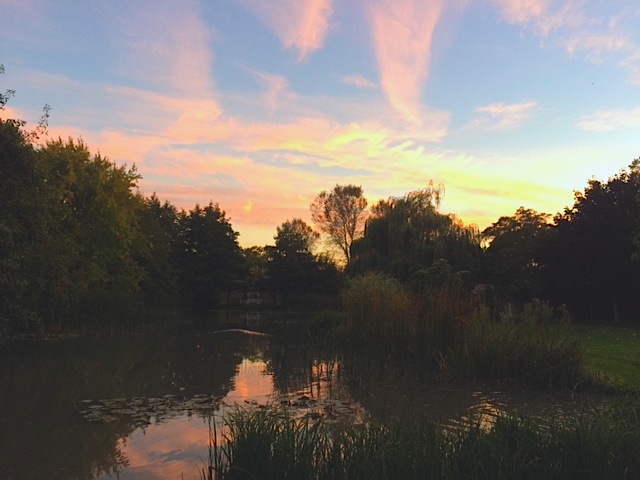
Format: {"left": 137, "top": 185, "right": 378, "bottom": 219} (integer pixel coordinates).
{"left": 310, "top": 184, "right": 368, "bottom": 267}
{"left": 350, "top": 183, "right": 482, "bottom": 288}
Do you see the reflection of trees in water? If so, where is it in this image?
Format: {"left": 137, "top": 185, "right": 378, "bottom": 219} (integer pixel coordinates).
{"left": 264, "top": 341, "right": 350, "bottom": 401}
{"left": 0, "top": 331, "right": 271, "bottom": 480}
{"left": 0, "top": 331, "right": 573, "bottom": 479}
{"left": 0, "top": 340, "right": 136, "bottom": 479}
{"left": 336, "top": 351, "right": 579, "bottom": 428}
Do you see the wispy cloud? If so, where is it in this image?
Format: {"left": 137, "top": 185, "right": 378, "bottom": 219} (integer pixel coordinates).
{"left": 491, "top": 0, "right": 640, "bottom": 84}
{"left": 620, "top": 50, "right": 640, "bottom": 85}
{"left": 491, "top": 0, "right": 550, "bottom": 26}
{"left": 115, "top": 2, "right": 216, "bottom": 98}
{"left": 239, "top": 65, "right": 294, "bottom": 111}
{"left": 238, "top": 0, "right": 335, "bottom": 61}
{"left": 577, "top": 107, "right": 640, "bottom": 132}
{"left": 566, "top": 34, "right": 630, "bottom": 62}
{"left": 474, "top": 101, "right": 538, "bottom": 130}
{"left": 340, "top": 74, "right": 378, "bottom": 90}
{"left": 368, "top": 0, "right": 445, "bottom": 124}
{"left": 491, "top": 0, "right": 585, "bottom": 35}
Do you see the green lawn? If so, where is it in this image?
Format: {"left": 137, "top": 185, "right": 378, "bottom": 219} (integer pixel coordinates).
{"left": 571, "top": 325, "right": 640, "bottom": 391}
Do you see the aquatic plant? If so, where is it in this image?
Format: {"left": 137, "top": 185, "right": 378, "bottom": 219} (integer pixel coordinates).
{"left": 342, "top": 275, "right": 586, "bottom": 388}
{"left": 446, "top": 307, "right": 584, "bottom": 387}
{"left": 208, "top": 404, "right": 640, "bottom": 480}
{"left": 342, "top": 272, "right": 416, "bottom": 351}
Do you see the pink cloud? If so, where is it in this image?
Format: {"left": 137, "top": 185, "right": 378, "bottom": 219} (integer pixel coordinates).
{"left": 340, "top": 74, "right": 378, "bottom": 90}
{"left": 238, "top": 0, "right": 335, "bottom": 60}
{"left": 113, "top": 2, "right": 216, "bottom": 99}
{"left": 491, "top": 0, "right": 589, "bottom": 37}
{"left": 368, "top": 0, "right": 445, "bottom": 123}
{"left": 491, "top": 0, "right": 550, "bottom": 25}
{"left": 475, "top": 101, "right": 538, "bottom": 130}
{"left": 240, "top": 66, "right": 295, "bottom": 110}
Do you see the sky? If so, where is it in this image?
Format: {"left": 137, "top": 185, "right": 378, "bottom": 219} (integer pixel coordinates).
{"left": 2, "top": 0, "right": 640, "bottom": 247}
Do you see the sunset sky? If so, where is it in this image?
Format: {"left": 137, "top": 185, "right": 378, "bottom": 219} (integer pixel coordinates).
{"left": 2, "top": 0, "right": 640, "bottom": 247}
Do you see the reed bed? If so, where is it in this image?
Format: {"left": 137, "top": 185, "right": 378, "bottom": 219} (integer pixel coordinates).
{"left": 207, "top": 403, "right": 640, "bottom": 480}
{"left": 341, "top": 273, "right": 586, "bottom": 388}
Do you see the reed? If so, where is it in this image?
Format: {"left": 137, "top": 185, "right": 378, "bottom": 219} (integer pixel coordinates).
{"left": 208, "top": 404, "right": 640, "bottom": 480}
{"left": 222, "top": 409, "right": 328, "bottom": 480}
{"left": 342, "top": 272, "right": 416, "bottom": 351}
{"left": 342, "top": 275, "right": 586, "bottom": 387}
{"left": 445, "top": 308, "right": 585, "bottom": 387}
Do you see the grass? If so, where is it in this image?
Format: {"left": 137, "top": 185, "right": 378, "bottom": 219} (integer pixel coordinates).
{"left": 207, "top": 404, "right": 640, "bottom": 480}
{"left": 571, "top": 325, "right": 640, "bottom": 391}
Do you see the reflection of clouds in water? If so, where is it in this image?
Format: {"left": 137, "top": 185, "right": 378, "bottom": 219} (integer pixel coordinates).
{"left": 226, "top": 359, "right": 274, "bottom": 401}
{"left": 111, "top": 416, "right": 210, "bottom": 480}
{"left": 90, "top": 353, "right": 579, "bottom": 479}
{"left": 95, "top": 357, "right": 366, "bottom": 479}
{"left": 97, "top": 359, "right": 277, "bottom": 479}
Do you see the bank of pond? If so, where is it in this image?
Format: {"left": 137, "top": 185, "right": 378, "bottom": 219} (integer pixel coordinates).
{"left": 1, "top": 285, "right": 639, "bottom": 479}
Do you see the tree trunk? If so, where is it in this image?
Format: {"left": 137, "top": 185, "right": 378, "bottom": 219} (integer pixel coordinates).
{"left": 612, "top": 294, "right": 621, "bottom": 323}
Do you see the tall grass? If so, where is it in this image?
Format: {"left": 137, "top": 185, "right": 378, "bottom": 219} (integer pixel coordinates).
{"left": 209, "top": 404, "right": 640, "bottom": 480}
{"left": 342, "top": 273, "right": 586, "bottom": 387}
{"left": 446, "top": 301, "right": 584, "bottom": 387}
{"left": 221, "top": 409, "right": 328, "bottom": 480}
{"left": 342, "top": 272, "right": 416, "bottom": 351}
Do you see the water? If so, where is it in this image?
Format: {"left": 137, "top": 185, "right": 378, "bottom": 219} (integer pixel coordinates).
{"left": 0, "top": 316, "right": 591, "bottom": 480}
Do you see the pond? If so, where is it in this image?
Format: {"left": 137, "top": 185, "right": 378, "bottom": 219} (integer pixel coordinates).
{"left": 0, "top": 312, "right": 597, "bottom": 480}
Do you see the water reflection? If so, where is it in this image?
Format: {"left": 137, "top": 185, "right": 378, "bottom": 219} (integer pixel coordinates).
{"left": 0, "top": 323, "right": 590, "bottom": 479}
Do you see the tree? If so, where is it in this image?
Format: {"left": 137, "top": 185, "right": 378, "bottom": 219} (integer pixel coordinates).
{"left": 135, "top": 194, "right": 180, "bottom": 308}
{"left": 175, "top": 202, "right": 245, "bottom": 309}
{"left": 481, "top": 207, "right": 552, "bottom": 298}
{"left": 242, "top": 246, "right": 270, "bottom": 291}
{"left": 350, "top": 184, "right": 481, "bottom": 287}
{"left": 274, "top": 218, "right": 319, "bottom": 256}
{"left": 267, "top": 219, "right": 339, "bottom": 302}
{"left": 542, "top": 162, "right": 640, "bottom": 322}
{"left": 37, "top": 138, "right": 147, "bottom": 326}
{"left": 0, "top": 127, "right": 149, "bottom": 331}
{"left": 0, "top": 115, "right": 42, "bottom": 331}
{"left": 310, "top": 184, "right": 367, "bottom": 267}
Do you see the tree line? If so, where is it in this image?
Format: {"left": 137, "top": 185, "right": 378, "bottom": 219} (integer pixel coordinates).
{"left": 2, "top": 72, "right": 640, "bottom": 334}
{"left": 0, "top": 124, "right": 347, "bottom": 334}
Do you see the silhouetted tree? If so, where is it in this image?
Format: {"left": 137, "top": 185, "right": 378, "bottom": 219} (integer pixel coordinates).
{"left": 350, "top": 184, "right": 481, "bottom": 288}
{"left": 175, "top": 203, "right": 245, "bottom": 309}
{"left": 543, "top": 162, "right": 640, "bottom": 323}
{"left": 267, "top": 219, "right": 340, "bottom": 303}
{"left": 310, "top": 184, "right": 367, "bottom": 267}
{"left": 37, "top": 138, "right": 147, "bottom": 327}
{"left": 481, "top": 207, "right": 552, "bottom": 299}
{"left": 242, "top": 246, "right": 270, "bottom": 291}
